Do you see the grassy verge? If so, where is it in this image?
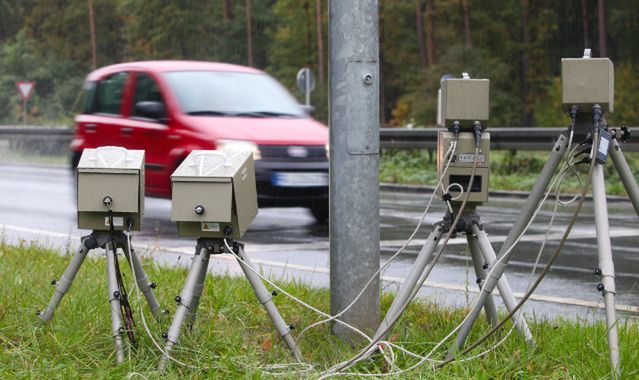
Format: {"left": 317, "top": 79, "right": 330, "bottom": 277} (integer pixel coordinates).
{"left": 1, "top": 243, "right": 638, "bottom": 378}
{"left": 380, "top": 149, "right": 639, "bottom": 196}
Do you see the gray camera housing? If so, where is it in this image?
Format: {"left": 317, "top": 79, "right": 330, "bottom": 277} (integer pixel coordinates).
{"left": 76, "top": 147, "right": 145, "bottom": 231}
{"left": 441, "top": 77, "right": 490, "bottom": 129}
{"left": 171, "top": 150, "right": 258, "bottom": 239}
{"left": 562, "top": 57, "right": 614, "bottom": 112}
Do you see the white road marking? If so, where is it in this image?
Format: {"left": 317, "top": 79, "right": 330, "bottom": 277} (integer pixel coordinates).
{"left": 2, "top": 223, "right": 638, "bottom": 314}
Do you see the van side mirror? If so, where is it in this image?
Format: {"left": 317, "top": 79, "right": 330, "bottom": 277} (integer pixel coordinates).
{"left": 134, "top": 101, "right": 167, "bottom": 122}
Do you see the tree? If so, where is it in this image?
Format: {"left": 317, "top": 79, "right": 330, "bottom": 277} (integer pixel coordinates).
{"left": 598, "top": 0, "right": 607, "bottom": 56}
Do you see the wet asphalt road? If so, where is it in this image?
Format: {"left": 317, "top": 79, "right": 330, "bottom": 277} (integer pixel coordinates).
{"left": 1, "top": 163, "right": 638, "bottom": 321}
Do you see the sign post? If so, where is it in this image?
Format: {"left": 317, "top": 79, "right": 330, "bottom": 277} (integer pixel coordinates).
{"left": 16, "top": 81, "right": 35, "bottom": 124}
{"left": 296, "top": 68, "right": 315, "bottom": 106}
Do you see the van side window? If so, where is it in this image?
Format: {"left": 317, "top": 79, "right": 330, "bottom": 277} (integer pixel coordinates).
{"left": 132, "top": 73, "right": 165, "bottom": 118}
{"left": 94, "top": 72, "right": 128, "bottom": 115}
{"left": 81, "top": 81, "right": 97, "bottom": 114}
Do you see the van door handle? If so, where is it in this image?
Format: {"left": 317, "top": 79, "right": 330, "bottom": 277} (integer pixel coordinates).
{"left": 120, "top": 127, "right": 134, "bottom": 135}
{"left": 85, "top": 124, "right": 97, "bottom": 133}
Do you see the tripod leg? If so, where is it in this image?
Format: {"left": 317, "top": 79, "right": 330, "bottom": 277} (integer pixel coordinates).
{"left": 466, "top": 234, "right": 498, "bottom": 326}
{"left": 474, "top": 225, "right": 534, "bottom": 344}
{"left": 106, "top": 242, "right": 125, "bottom": 364}
{"left": 121, "top": 238, "right": 163, "bottom": 322}
{"left": 373, "top": 224, "right": 445, "bottom": 342}
{"left": 235, "top": 245, "right": 302, "bottom": 361}
{"left": 498, "top": 133, "right": 568, "bottom": 258}
{"left": 609, "top": 138, "right": 639, "bottom": 218}
{"left": 185, "top": 249, "right": 210, "bottom": 330}
{"left": 445, "top": 135, "right": 566, "bottom": 359}
{"left": 39, "top": 236, "right": 92, "bottom": 322}
{"left": 159, "top": 247, "right": 211, "bottom": 371}
{"left": 592, "top": 164, "right": 621, "bottom": 379}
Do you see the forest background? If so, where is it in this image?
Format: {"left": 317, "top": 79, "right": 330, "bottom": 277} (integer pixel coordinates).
{"left": 0, "top": 0, "right": 638, "bottom": 129}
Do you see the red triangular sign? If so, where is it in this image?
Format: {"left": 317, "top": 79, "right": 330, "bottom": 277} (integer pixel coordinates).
{"left": 16, "top": 81, "right": 35, "bottom": 100}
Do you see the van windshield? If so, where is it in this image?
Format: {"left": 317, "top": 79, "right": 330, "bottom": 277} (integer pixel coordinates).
{"left": 163, "top": 71, "right": 305, "bottom": 118}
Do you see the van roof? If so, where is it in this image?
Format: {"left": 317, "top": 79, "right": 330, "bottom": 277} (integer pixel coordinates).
{"left": 87, "top": 60, "right": 262, "bottom": 80}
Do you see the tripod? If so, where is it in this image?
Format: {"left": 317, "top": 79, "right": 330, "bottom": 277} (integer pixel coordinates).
{"left": 38, "top": 230, "right": 164, "bottom": 363}
{"left": 450, "top": 110, "right": 637, "bottom": 378}
{"left": 158, "top": 238, "right": 301, "bottom": 370}
{"left": 373, "top": 204, "right": 535, "bottom": 348}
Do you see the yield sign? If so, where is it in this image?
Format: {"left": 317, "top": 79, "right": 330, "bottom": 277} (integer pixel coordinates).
{"left": 16, "top": 81, "right": 35, "bottom": 100}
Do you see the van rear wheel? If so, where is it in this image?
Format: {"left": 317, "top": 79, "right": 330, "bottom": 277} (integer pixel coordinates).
{"left": 309, "top": 201, "right": 328, "bottom": 223}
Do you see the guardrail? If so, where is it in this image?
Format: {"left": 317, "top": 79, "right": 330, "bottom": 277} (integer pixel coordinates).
{"left": 1, "top": 125, "right": 638, "bottom": 152}
{"left": 380, "top": 126, "right": 639, "bottom": 152}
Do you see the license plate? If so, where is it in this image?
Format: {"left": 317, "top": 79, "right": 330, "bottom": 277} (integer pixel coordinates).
{"left": 271, "top": 172, "right": 328, "bottom": 187}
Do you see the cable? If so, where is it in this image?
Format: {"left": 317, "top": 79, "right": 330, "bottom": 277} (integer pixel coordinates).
{"left": 322, "top": 140, "right": 482, "bottom": 377}
{"left": 296, "top": 140, "right": 458, "bottom": 343}
{"left": 434, "top": 126, "right": 600, "bottom": 370}
{"left": 124, "top": 223, "right": 199, "bottom": 370}
{"left": 323, "top": 126, "right": 582, "bottom": 378}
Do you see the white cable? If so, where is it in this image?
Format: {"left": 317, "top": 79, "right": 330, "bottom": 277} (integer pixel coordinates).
{"left": 321, "top": 143, "right": 484, "bottom": 376}
{"left": 322, "top": 149, "right": 575, "bottom": 378}
{"left": 124, "top": 231, "right": 198, "bottom": 369}
{"left": 297, "top": 140, "right": 458, "bottom": 342}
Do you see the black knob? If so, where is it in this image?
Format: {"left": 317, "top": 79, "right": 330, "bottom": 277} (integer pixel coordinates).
{"left": 194, "top": 205, "right": 205, "bottom": 215}
{"left": 35, "top": 310, "right": 41, "bottom": 316}
{"left": 271, "top": 290, "right": 278, "bottom": 296}
{"left": 594, "top": 268, "right": 602, "bottom": 276}
{"left": 482, "top": 263, "right": 489, "bottom": 270}
{"left": 475, "top": 278, "right": 482, "bottom": 285}
{"left": 113, "top": 291, "right": 120, "bottom": 298}
{"left": 289, "top": 324, "right": 295, "bottom": 330}
{"left": 118, "top": 327, "right": 124, "bottom": 333}
{"left": 51, "top": 279, "right": 57, "bottom": 285}
{"left": 597, "top": 283, "right": 605, "bottom": 292}
{"left": 175, "top": 296, "right": 182, "bottom": 303}
{"left": 103, "top": 196, "right": 113, "bottom": 207}
{"left": 162, "top": 332, "right": 168, "bottom": 339}
{"left": 149, "top": 282, "right": 157, "bottom": 289}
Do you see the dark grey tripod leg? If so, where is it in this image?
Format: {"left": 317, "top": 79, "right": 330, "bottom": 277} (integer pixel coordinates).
{"left": 106, "top": 242, "right": 125, "bottom": 364}
{"left": 592, "top": 163, "right": 621, "bottom": 379}
{"left": 235, "top": 245, "right": 302, "bottom": 361}
{"left": 159, "top": 247, "right": 211, "bottom": 371}
{"left": 446, "top": 134, "right": 566, "bottom": 359}
{"left": 121, "top": 238, "right": 163, "bottom": 322}
{"left": 185, "top": 249, "right": 210, "bottom": 330}
{"left": 609, "top": 138, "right": 639, "bottom": 217}
{"left": 466, "top": 234, "right": 498, "bottom": 326}
{"left": 39, "top": 237, "right": 91, "bottom": 322}
{"left": 373, "top": 224, "right": 445, "bottom": 342}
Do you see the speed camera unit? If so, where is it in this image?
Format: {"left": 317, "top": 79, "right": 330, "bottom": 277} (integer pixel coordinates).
{"left": 76, "top": 147, "right": 145, "bottom": 231}
{"left": 440, "top": 76, "right": 490, "bottom": 128}
{"left": 437, "top": 131, "right": 490, "bottom": 204}
{"left": 171, "top": 150, "right": 258, "bottom": 239}
{"left": 562, "top": 57, "right": 614, "bottom": 112}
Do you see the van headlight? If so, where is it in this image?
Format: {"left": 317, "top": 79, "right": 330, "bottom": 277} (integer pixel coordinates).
{"left": 216, "top": 139, "right": 261, "bottom": 160}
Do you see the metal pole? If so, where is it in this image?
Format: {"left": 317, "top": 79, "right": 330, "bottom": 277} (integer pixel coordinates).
{"left": 592, "top": 163, "right": 621, "bottom": 379}
{"left": 106, "top": 242, "right": 125, "bottom": 364}
{"left": 305, "top": 73, "right": 311, "bottom": 106}
{"left": 329, "top": 0, "right": 380, "bottom": 339}
{"left": 23, "top": 98, "right": 27, "bottom": 124}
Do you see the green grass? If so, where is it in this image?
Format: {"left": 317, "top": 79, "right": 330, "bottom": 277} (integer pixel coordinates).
{"left": 1, "top": 242, "right": 639, "bottom": 379}
{"left": 380, "top": 149, "right": 639, "bottom": 196}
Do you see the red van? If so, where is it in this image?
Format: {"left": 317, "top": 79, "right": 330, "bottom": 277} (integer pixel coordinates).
{"left": 71, "top": 61, "right": 329, "bottom": 221}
